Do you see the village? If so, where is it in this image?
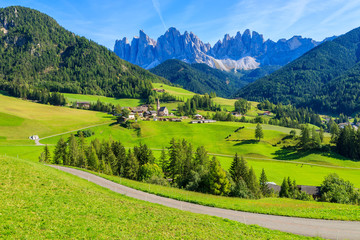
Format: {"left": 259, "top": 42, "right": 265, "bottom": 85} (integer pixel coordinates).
{"left": 114, "top": 98, "right": 217, "bottom": 124}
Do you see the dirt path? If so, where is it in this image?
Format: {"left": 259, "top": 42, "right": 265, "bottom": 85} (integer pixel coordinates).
{"left": 50, "top": 165, "right": 360, "bottom": 240}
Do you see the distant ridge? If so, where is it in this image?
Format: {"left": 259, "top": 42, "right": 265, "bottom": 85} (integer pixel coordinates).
{"left": 114, "top": 27, "right": 332, "bottom": 71}
{"left": 234, "top": 26, "right": 360, "bottom": 115}
{"left": 150, "top": 59, "right": 278, "bottom": 97}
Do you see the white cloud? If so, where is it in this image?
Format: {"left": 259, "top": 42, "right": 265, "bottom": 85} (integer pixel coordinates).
{"left": 321, "top": 0, "right": 360, "bottom": 25}
{"left": 152, "top": 0, "right": 167, "bottom": 31}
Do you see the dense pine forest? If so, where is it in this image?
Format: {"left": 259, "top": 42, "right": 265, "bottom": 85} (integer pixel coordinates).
{"left": 0, "top": 6, "right": 167, "bottom": 100}
{"left": 150, "top": 59, "right": 244, "bottom": 98}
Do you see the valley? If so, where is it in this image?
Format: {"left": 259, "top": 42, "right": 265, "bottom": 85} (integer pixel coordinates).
{"left": 1, "top": 4, "right": 360, "bottom": 239}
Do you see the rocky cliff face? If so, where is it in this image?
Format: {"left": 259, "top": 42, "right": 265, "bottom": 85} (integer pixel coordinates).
{"left": 114, "top": 28, "right": 330, "bottom": 71}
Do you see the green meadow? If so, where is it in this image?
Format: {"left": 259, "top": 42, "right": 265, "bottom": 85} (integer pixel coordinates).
{"left": 63, "top": 93, "right": 145, "bottom": 107}
{"left": 39, "top": 120, "right": 360, "bottom": 187}
{"left": 0, "top": 92, "right": 360, "bottom": 228}
{"left": 1, "top": 93, "right": 359, "bottom": 187}
{"left": 0, "top": 94, "right": 111, "bottom": 143}
{"left": 1, "top": 156, "right": 315, "bottom": 239}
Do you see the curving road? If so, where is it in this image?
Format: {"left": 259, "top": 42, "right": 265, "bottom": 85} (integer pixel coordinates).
{"left": 33, "top": 122, "right": 112, "bottom": 146}
{"left": 50, "top": 165, "right": 360, "bottom": 240}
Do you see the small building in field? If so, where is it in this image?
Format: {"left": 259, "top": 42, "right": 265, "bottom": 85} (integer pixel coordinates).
{"left": 231, "top": 112, "right": 242, "bottom": 117}
{"left": 267, "top": 182, "right": 281, "bottom": 193}
{"left": 258, "top": 111, "right": 271, "bottom": 116}
{"left": 117, "top": 116, "right": 127, "bottom": 123}
{"left": 152, "top": 88, "right": 165, "bottom": 93}
{"left": 194, "top": 114, "right": 203, "bottom": 120}
{"left": 128, "top": 113, "right": 136, "bottom": 120}
{"left": 150, "top": 111, "right": 158, "bottom": 117}
{"left": 76, "top": 101, "right": 91, "bottom": 109}
{"left": 190, "top": 119, "right": 216, "bottom": 124}
{"left": 158, "top": 107, "right": 169, "bottom": 116}
{"left": 297, "top": 185, "right": 321, "bottom": 199}
{"left": 29, "top": 135, "right": 39, "bottom": 140}
{"left": 132, "top": 105, "right": 149, "bottom": 112}
{"left": 170, "top": 118, "right": 182, "bottom": 122}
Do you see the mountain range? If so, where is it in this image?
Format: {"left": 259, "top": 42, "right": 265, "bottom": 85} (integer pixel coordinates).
{"left": 114, "top": 28, "right": 334, "bottom": 71}
{"left": 234, "top": 26, "right": 360, "bottom": 115}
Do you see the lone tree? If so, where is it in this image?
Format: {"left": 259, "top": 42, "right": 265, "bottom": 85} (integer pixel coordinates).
{"left": 255, "top": 123, "right": 264, "bottom": 141}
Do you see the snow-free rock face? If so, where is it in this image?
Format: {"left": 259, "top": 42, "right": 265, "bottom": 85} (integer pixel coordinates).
{"left": 114, "top": 28, "right": 331, "bottom": 71}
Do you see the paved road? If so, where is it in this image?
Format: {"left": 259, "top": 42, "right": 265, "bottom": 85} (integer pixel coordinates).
{"left": 33, "top": 122, "right": 112, "bottom": 146}
{"left": 50, "top": 165, "right": 360, "bottom": 240}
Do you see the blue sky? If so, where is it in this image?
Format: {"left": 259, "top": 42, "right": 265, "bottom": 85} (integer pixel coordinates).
{"left": 1, "top": 0, "right": 360, "bottom": 49}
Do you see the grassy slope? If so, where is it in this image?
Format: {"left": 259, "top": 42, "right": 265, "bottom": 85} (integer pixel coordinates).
{"left": 0, "top": 156, "right": 313, "bottom": 239}
{"left": 0, "top": 94, "right": 111, "bottom": 142}
{"left": 63, "top": 93, "right": 145, "bottom": 107}
{"left": 40, "top": 121, "right": 360, "bottom": 187}
{"left": 83, "top": 169, "right": 360, "bottom": 221}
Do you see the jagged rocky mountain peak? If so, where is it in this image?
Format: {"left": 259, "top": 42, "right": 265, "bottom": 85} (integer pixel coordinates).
{"left": 114, "top": 27, "right": 331, "bottom": 71}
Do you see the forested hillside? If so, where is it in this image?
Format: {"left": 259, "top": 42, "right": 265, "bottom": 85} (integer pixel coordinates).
{"left": 150, "top": 59, "right": 233, "bottom": 97}
{"left": 0, "top": 6, "right": 167, "bottom": 99}
{"left": 151, "top": 59, "right": 278, "bottom": 98}
{"left": 234, "top": 26, "right": 360, "bottom": 115}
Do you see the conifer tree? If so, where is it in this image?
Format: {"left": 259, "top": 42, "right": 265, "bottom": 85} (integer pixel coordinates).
{"left": 100, "top": 156, "right": 106, "bottom": 172}
{"left": 259, "top": 168, "right": 270, "bottom": 197}
{"left": 112, "top": 141, "right": 126, "bottom": 176}
{"left": 312, "top": 127, "right": 321, "bottom": 148}
{"left": 68, "top": 134, "right": 79, "bottom": 166}
{"left": 330, "top": 123, "right": 340, "bottom": 143}
{"left": 125, "top": 150, "right": 139, "bottom": 180}
{"left": 229, "top": 153, "right": 242, "bottom": 183}
{"left": 159, "top": 147, "right": 169, "bottom": 175}
{"left": 239, "top": 156, "right": 249, "bottom": 184}
{"left": 53, "top": 137, "right": 67, "bottom": 165}
{"left": 279, "top": 177, "right": 290, "bottom": 198}
{"left": 300, "top": 125, "right": 311, "bottom": 149}
{"left": 168, "top": 138, "right": 182, "bottom": 179}
{"left": 255, "top": 123, "right": 264, "bottom": 141}
{"left": 107, "top": 151, "right": 117, "bottom": 173}
{"left": 183, "top": 140, "right": 193, "bottom": 182}
{"left": 247, "top": 167, "right": 262, "bottom": 198}
{"left": 43, "top": 144, "right": 51, "bottom": 163}
{"left": 208, "top": 156, "right": 230, "bottom": 196}
{"left": 194, "top": 146, "right": 209, "bottom": 170}
{"left": 319, "top": 127, "right": 324, "bottom": 143}
{"left": 87, "top": 145, "right": 99, "bottom": 171}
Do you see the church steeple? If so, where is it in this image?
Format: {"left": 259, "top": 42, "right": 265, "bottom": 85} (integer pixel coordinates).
{"left": 157, "top": 98, "right": 160, "bottom": 112}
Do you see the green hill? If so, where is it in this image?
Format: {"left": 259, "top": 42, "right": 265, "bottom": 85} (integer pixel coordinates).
{"left": 0, "top": 6, "right": 167, "bottom": 99}
{"left": 0, "top": 156, "right": 310, "bottom": 239}
{"left": 150, "top": 59, "right": 245, "bottom": 97}
{"left": 234, "top": 26, "right": 360, "bottom": 115}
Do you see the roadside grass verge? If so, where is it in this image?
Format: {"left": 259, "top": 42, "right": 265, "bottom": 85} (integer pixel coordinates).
{"left": 76, "top": 168, "right": 360, "bottom": 221}
{"left": 0, "top": 157, "right": 313, "bottom": 239}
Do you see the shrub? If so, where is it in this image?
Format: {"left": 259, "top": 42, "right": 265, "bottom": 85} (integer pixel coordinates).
{"left": 320, "top": 173, "right": 360, "bottom": 204}
{"left": 139, "top": 163, "right": 163, "bottom": 181}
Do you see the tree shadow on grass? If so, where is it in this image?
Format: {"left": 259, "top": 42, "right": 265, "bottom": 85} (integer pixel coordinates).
{"left": 320, "top": 149, "right": 359, "bottom": 162}
{"left": 233, "top": 140, "right": 259, "bottom": 146}
{"left": 273, "top": 148, "right": 312, "bottom": 160}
